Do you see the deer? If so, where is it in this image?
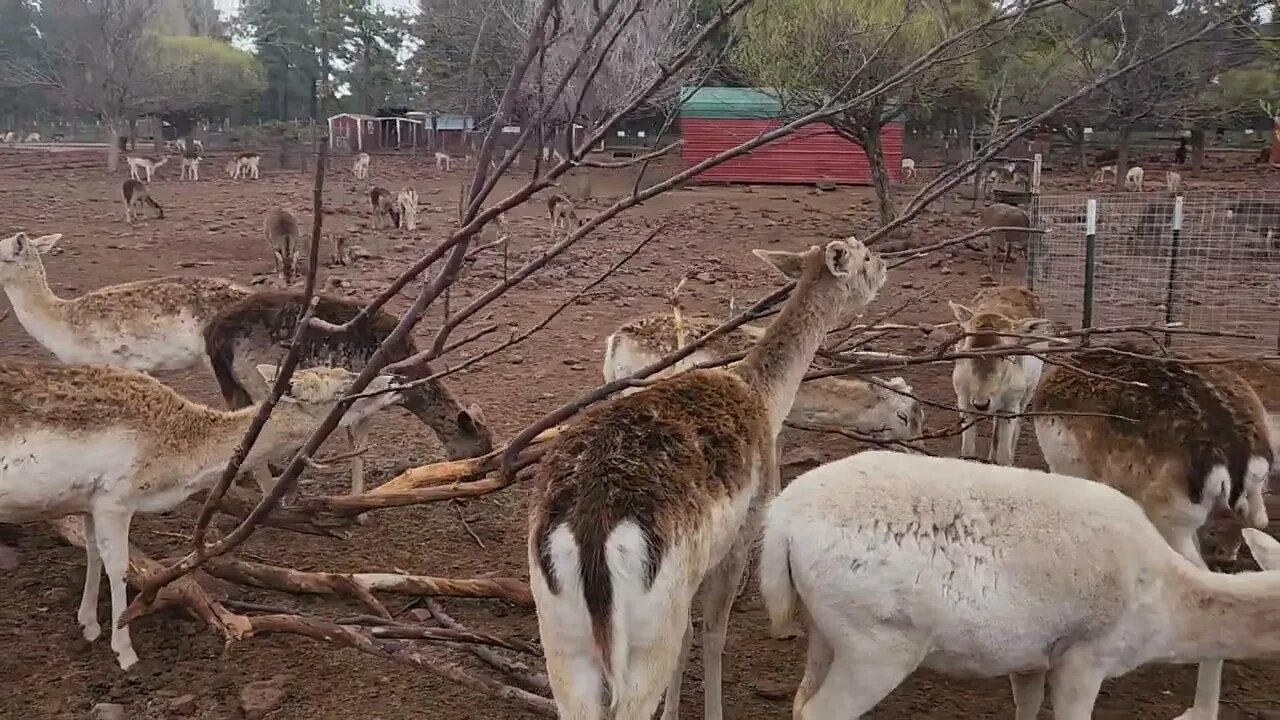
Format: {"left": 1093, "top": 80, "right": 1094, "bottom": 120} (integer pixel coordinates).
{"left": 1093, "top": 164, "right": 1117, "bottom": 184}
{"left": 121, "top": 180, "right": 163, "bottom": 225}
{"left": 353, "top": 152, "right": 371, "bottom": 180}
{"left": 396, "top": 187, "right": 419, "bottom": 231}
{"left": 759, "top": 450, "right": 1280, "bottom": 720}
{"left": 949, "top": 285, "right": 1053, "bottom": 466}
{"left": 1166, "top": 169, "right": 1182, "bottom": 194}
{"left": 0, "top": 233, "right": 251, "bottom": 372}
{"left": 546, "top": 193, "right": 580, "bottom": 235}
{"left": 2, "top": 131, "right": 15, "bottom": 144}
{"left": 179, "top": 149, "right": 201, "bottom": 181}
{"left": 604, "top": 312, "right": 922, "bottom": 443}
{"left": 0, "top": 359, "right": 406, "bottom": 670}
{"left": 263, "top": 208, "right": 299, "bottom": 285}
{"left": 528, "top": 238, "right": 887, "bottom": 720}
{"left": 226, "top": 152, "right": 260, "bottom": 180}
{"left": 434, "top": 151, "right": 454, "bottom": 172}
{"left": 368, "top": 186, "right": 401, "bottom": 230}
{"left": 203, "top": 289, "right": 494, "bottom": 500}
{"left": 191, "top": 138, "right": 204, "bottom": 153}
{"left": 1029, "top": 345, "right": 1274, "bottom": 720}
{"left": 126, "top": 155, "right": 168, "bottom": 183}
{"left": 979, "top": 202, "right": 1031, "bottom": 277}
{"left": 900, "top": 157, "right": 917, "bottom": 181}
{"left": 1126, "top": 165, "right": 1145, "bottom": 191}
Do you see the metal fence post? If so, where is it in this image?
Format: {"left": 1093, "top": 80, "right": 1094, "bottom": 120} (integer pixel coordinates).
{"left": 1082, "top": 198, "right": 1098, "bottom": 327}
{"left": 1163, "top": 195, "right": 1185, "bottom": 346}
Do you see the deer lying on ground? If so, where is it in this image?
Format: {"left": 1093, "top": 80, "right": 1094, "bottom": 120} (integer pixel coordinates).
{"left": 760, "top": 450, "right": 1280, "bottom": 720}
{"left": 397, "top": 187, "right": 419, "bottom": 231}
{"left": 263, "top": 208, "right": 299, "bottom": 285}
{"left": 204, "top": 289, "right": 494, "bottom": 498}
{"left": 434, "top": 151, "right": 453, "bottom": 171}
{"left": 0, "top": 360, "right": 406, "bottom": 670}
{"left": 0, "top": 233, "right": 250, "bottom": 372}
{"left": 1029, "top": 345, "right": 1274, "bottom": 720}
{"left": 24, "top": 132, "right": 40, "bottom": 143}
{"left": 2, "top": 131, "right": 15, "bottom": 144}
{"left": 1166, "top": 169, "right": 1182, "bottom": 194}
{"left": 546, "top": 193, "right": 580, "bottom": 235}
{"left": 126, "top": 155, "right": 168, "bottom": 183}
{"left": 179, "top": 150, "right": 201, "bottom": 181}
{"left": 978, "top": 202, "right": 1031, "bottom": 277}
{"left": 1126, "top": 165, "right": 1146, "bottom": 191}
{"left": 604, "top": 312, "right": 923, "bottom": 443}
{"left": 226, "top": 152, "right": 260, "bottom": 180}
{"left": 368, "top": 186, "right": 401, "bottom": 229}
{"left": 900, "top": 157, "right": 917, "bottom": 181}
{"left": 529, "top": 239, "right": 887, "bottom": 720}
{"left": 949, "top": 285, "right": 1052, "bottom": 466}
{"left": 121, "top": 180, "right": 163, "bottom": 225}
{"left": 353, "top": 152, "right": 371, "bottom": 180}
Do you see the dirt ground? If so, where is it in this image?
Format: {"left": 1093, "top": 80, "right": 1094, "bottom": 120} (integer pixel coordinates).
{"left": 0, "top": 145, "right": 1278, "bottom": 719}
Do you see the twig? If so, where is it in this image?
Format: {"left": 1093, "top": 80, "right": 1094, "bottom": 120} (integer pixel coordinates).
{"left": 453, "top": 499, "right": 486, "bottom": 549}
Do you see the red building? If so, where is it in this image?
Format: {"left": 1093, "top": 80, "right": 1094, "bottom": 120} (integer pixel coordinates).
{"left": 679, "top": 87, "right": 903, "bottom": 185}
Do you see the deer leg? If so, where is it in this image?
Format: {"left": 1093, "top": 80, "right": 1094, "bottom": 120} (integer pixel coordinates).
{"left": 76, "top": 513, "right": 103, "bottom": 642}
{"left": 1046, "top": 649, "right": 1106, "bottom": 720}
{"left": 91, "top": 506, "right": 138, "bottom": 670}
{"left": 658, "top": 617, "right": 693, "bottom": 720}
{"left": 699, "top": 535, "right": 750, "bottom": 720}
{"left": 1011, "top": 670, "right": 1047, "bottom": 720}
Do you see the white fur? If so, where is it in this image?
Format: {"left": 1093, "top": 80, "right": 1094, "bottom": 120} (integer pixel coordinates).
{"left": 126, "top": 156, "right": 167, "bottom": 183}
{"left": 1126, "top": 165, "right": 1145, "bottom": 192}
{"left": 24, "top": 132, "right": 40, "bottom": 143}
{"left": 434, "top": 151, "right": 453, "bottom": 172}
{"left": 180, "top": 155, "right": 200, "bottom": 181}
{"left": 397, "top": 187, "right": 419, "bottom": 231}
{"left": 1093, "top": 165, "right": 1117, "bottom": 184}
{"left": 900, "top": 157, "right": 917, "bottom": 181}
{"left": 227, "top": 155, "right": 260, "bottom": 180}
{"left": 353, "top": 152, "right": 371, "bottom": 179}
{"left": 1166, "top": 170, "right": 1182, "bottom": 194}
{"left": 760, "top": 450, "right": 1280, "bottom": 719}
{"left": 0, "top": 365, "right": 403, "bottom": 670}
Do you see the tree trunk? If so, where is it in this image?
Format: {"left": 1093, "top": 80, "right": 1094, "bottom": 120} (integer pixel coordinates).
{"left": 856, "top": 124, "right": 895, "bottom": 226}
{"left": 1270, "top": 115, "right": 1280, "bottom": 167}
{"left": 1114, "top": 124, "right": 1131, "bottom": 192}
{"left": 106, "top": 122, "right": 121, "bottom": 172}
{"left": 1190, "top": 128, "right": 1206, "bottom": 174}
{"left": 128, "top": 118, "right": 137, "bottom": 152}
{"left": 152, "top": 116, "right": 163, "bottom": 154}
{"left": 1072, "top": 122, "right": 1086, "bottom": 171}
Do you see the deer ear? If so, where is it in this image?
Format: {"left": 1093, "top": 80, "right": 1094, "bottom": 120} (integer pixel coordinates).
{"left": 949, "top": 302, "right": 975, "bottom": 324}
{"left": 31, "top": 234, "right": 62, "bottom": 254}
{"left": 823, "top": 240, "right": 854, "bottom": 278}
{"left": 1016, "top": 317, "right": 1053, "bottom": 336}
{"left": 1243, "top": 528, "right": 1280, "bottom": 571}
{"left": 752, "top": 249, "right": 806, "bottom": 280}
{"left": 458, "top": 403, "right": 487, "bottom": 433}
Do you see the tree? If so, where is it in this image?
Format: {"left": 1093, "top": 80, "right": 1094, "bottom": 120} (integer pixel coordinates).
{"left": 734, "top": 0, "right": 985, "bottom": 225}
{"left": 334, "top": 0, "right": 409, "bottom": 114}
{"left": 237, "top": 0, "right": 320, "bottom": 120}
{"left": 151, "top": 36, "right": 266, "bottom": 135}
{"left": 0, "top": 0, "right": 47, "bottom": 129}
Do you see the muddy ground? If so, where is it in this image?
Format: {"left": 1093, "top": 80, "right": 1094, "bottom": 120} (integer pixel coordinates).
{"left": 0, "top": 145, "right": 1278, "bottom": 719}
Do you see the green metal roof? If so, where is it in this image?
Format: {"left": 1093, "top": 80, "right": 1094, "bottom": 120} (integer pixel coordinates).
{"left": 681, "top": 87, "right": 791, "bottom": 119}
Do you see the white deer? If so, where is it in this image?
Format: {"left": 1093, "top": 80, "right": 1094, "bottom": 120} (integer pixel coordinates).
{"left": 760, "top": 450, "right": 1280, "bottom": 720}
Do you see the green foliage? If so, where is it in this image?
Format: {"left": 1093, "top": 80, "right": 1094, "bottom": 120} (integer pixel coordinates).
{"left": 152, "top": 35, "right": 266, "bottom": 115}
{"left": 333, "top": 0, "right": 413, "bottom": 113}
{"left": 0, "top": 0, "right": 46, "bottom": 121}
{"left": 237, "top": 0, "right": 321, "bottom": 119}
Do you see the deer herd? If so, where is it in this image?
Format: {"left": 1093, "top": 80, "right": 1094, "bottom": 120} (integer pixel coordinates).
{"left": 0, "top": 139, "right": 1278, "bottom": 720}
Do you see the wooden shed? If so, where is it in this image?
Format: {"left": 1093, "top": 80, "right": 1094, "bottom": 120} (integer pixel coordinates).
{"left": 328, "top": 113, "right": 377, "bottom": 152}
{"left": 679, "top": 87, "right": 902, "bottom": 185}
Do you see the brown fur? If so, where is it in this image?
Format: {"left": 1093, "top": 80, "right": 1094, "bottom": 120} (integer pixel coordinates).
{"left": 530, "top": 369, "right": 770, "bottom": 665}
{"left": 263, "top": 208, "right": 299, "bottom": 285}
{"left": 1031, "top": 345, "right": 1273, "bottom": 509}
{"left": 202, "top": 290, "right": 493, "bottom": 460}
{"left": 121, "top": 179, "right": 163, "bottom": 223}
{"left": 546, "top": 193, "right": 580, "bottom": 231}
{"left": 979, "top": 203, "right": 1031, "bottom": 277}
{"left": 954, "top": 284, "right": 1044, "bottom": 371}
{"left": 369, "top": 186, "right": 401, "bottom": 229}
{"left": 54, "top": 276, "right": 248, "bottom": 328}
{"left": 615, "top": 314, "right": 761, "bottom": 359}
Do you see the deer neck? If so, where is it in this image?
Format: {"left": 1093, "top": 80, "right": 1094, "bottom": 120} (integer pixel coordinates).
{"left": 4, "top": 264, "right": 70, "bottom": 333}
{"left": 1158, "top": 565, "right": 1280, "bottom": 663}
{"left": 735, "top": 272, "right": 840, "bottom": 434}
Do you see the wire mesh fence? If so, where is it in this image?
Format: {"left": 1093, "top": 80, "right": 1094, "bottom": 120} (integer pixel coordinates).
{"left": 1028, "top": 189, "right": 1280, "bottom": 353}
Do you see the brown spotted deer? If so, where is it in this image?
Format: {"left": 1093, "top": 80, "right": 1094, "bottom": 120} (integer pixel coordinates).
{"left": 353, "top": 152, "right": 371, "bottom": 179}
{"left": 546, "top": 193, "right": 580, "bottom": 235}
{"left": 226, "top": 152, "right": 261, "bottom": 180}
{"left": 1030, "top": 345, "right": 1274, "bottom": 720}
{"left": 979, "top": 202, "right": 1031, "bottom": 277}
{"left": 528, "top": 238, "right": 887, "bottom": 720}
{"left": 121, "top": 180, "right": 163, "bottom": 225}
{"left": 949, "top": 285, "right": 1053, "bottom": 465}
{"left": 203, "top": 290, "right": 494, "bottom": 498}
{"left": 0, "top": 360, "right": 405, "bottom": 670}
{"left": 263, "top": 208, "right": 299, "bottom": 285}
{"left": 0, "top": 233, "right": 250, "bottom": 372}
{"left": 126, "top": 155, "right": 167, "bottom": 182}
{"left": 179, "top": 149, "right": 201, "bottom": 181}
{"left": 396, "top": 187, "right": 419, "bottom": 231}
